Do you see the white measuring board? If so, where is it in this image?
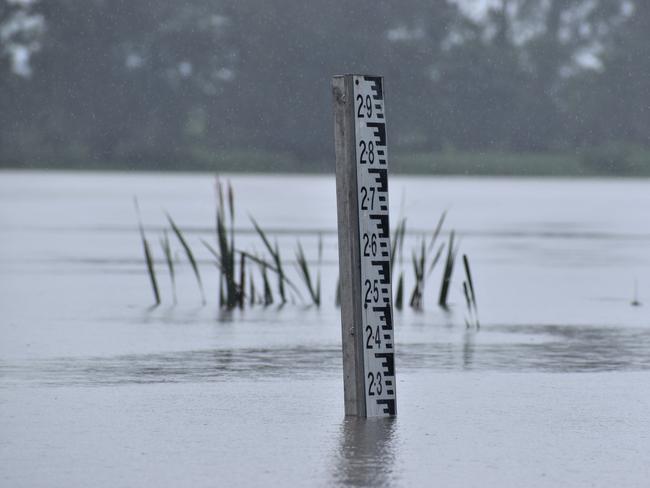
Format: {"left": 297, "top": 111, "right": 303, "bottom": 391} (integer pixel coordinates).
{"left": 333, "top": 74, "right": 396, "bottom": 417}
{"left": 353, "top": 75, "right": 396, "bottom": 417}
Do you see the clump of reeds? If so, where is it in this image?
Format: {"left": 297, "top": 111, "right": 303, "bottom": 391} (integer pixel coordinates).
{"left": 215, "top": 180, "right": 241, "bottom": 308}
{"left": 134, "top": 180, "right": 319, "bottom": 309}
{"left": 134, "top": 181, "right": 477, "bottom": 320}
{"left": 408, "top": 212, "right": 447, "bottom": 311}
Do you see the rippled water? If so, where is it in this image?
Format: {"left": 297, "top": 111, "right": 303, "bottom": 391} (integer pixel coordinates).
{"left": 1, "top": 171, "right": 649, "bottom": 487}
{"left": 3, "top": 323, "right": 650, "bottom": 389}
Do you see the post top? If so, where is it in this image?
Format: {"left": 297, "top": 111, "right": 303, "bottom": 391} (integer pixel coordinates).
{"left": 332, "top": 74, "right": 383, "bottom": 79}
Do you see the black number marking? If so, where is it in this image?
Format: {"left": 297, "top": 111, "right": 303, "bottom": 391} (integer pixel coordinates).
{"left": 360, "top": 186, "right": 376, "bottom": 211}
{"left": 362, "top": 233, "right": 377, "bottom": 257}
{"left": 365, "top": 325, "right": 373, "bottom": 349}
{"left": 367, "top": 371, "right": 383, "bottom": 397}
{"left": 358, "top": 94, "right": 373, "bottom": 118}
{"left": 356, "top": 94, "right": 364, "bottom": 118}
{"left": 368, "top": 372, "right": 375, "bottom": 396}
{"left": 359, "top": 141, "right": 376, "bottom": 164}
{"left": 364, "top": 279, "right": 379, "bottom": 305}
{"left": 365, "top": 325, "right": 383, "bottom": 349}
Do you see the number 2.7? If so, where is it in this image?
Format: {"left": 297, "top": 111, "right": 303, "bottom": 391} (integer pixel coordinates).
{"left": 360, "top": 186, "right": 375, "bottom": 210}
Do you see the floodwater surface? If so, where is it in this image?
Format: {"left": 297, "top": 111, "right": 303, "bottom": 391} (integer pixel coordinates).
{"left": 1, "top": 171, "right": 649, "bottom": 487}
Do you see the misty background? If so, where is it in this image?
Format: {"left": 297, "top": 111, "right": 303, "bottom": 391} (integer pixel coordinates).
{"left": 1, "top": 0, "right": 648, "bottom": 175}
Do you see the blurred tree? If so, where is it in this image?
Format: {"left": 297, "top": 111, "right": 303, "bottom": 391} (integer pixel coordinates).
{"left": 0, "top": 0, "right": 647, "bottom": 170}
{"left": 21, "top": 0, "right": 235, "bottom": 166}
{"left": 583, "top": 1, "right": 650, "bottom": 145}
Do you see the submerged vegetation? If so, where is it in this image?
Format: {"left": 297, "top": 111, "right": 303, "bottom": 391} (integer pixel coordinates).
{"left": 135, "top": 180, "right": 478, "bottom": 320}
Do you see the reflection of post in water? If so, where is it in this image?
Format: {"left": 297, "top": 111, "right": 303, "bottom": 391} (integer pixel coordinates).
{"left": 332, "top": 417, "right": 397, "bottom": 487}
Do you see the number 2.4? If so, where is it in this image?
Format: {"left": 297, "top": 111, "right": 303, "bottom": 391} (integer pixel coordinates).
{"left": 365, "top": 325, "right": 382, "bottom": 349}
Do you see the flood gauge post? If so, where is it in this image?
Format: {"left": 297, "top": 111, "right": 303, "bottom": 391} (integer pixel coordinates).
{"left": 332, "top": 75, "right": 396, "bottom": 418}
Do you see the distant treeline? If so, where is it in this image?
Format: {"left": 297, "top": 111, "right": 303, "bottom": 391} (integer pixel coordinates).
{"left": 1, "top": 0, "right": 648, "bottom": 174}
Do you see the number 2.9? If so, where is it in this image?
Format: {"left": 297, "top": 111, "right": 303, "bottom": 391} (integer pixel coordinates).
{"left": 356, "top": 94, "right": 372, "bottom": 118}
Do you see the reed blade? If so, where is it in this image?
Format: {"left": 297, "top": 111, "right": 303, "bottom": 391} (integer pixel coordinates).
{"left": 250, "top": 216, "right": 302, "bottom": 301}
{"left": 249, "top": 271, "right": 256, "bottom": 306}
{"left": 160, "top": 229, "right": 176, "bottom": 304}
{"left": 427, "top": 242, "right": 445, "bottom": 278}
{"left": 462, "top": 281, "right": 472, "bottom": 309}
{"left": 409, "top": 251, "right": 419, "bottom": 308}
{"left": 228, "top": 181, "right": 236, "bottom": 301}
{"left": 438, "top": 230, "right": 456, "bottom": 308}
{"left": 395, "top": 272, "right": 404, "bottom": 310}
{"left": 166, "top": 212, "right": 205, "bottom": 305}
{"left": 427, "top": 210, "right": 447, "bottom": 252}
{"left": 134, "top": 198, "right": 160, "bottom": 306}
{"left": 462, "top": 254, "right": 477, "bottom": 310}
{"left": 261, "top": 262, "right": 273, "bottom": 306}
{"left": 390, "top": 218, "right": 406, "bottom": 279}
{"left": 250, "top": 217, "right": 275, "bottom": 258}
{"left": 274, "top": 241, "right": 286, "bottom": 304}
{"left": 238, "top": 252, "right": 246, "bottom": 309}
{"left": 200, "top": 239, "right": 224, "bottom": 272}
{"left": 295, "top": 240, "right": 319, "bottom": 306}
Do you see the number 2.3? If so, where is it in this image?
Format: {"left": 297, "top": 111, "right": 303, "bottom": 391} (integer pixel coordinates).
{"left": 367, "top": 371, "right": 383, "bottom": 396}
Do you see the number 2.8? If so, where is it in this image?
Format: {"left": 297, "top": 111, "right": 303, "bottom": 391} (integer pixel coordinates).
{"left": 358, "top": 140, "right": 375, "bottom": 164}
